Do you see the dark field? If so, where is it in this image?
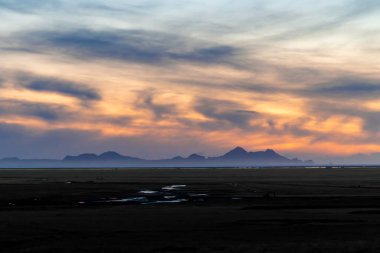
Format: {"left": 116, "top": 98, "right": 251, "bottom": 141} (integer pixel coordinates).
{"left": 1, "top": 168, "right": 380, "bottom": 253}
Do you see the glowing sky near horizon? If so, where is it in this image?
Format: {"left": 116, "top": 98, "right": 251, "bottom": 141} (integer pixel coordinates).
{"left": 1, "top": 0, "right": 380, "bottom": 161}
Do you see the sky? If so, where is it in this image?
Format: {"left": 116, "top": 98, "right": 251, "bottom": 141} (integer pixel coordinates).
{"left": 0, "top": 0, "right": 380, "bottom": 162}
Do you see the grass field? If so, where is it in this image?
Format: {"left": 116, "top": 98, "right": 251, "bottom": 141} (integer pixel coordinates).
{"left": 1, "top": 168, "right": 380, "bottom": 252}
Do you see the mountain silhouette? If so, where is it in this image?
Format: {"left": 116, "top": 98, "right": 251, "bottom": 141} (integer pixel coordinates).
{"left": 99, "top": 151, "right": 125, "bottom": 160}
{"left": 0, "top": 147, "right": 313, "bottom": 168}
{"left": 64, "top": 151, "right": 142, "bottom": 162}
{"left": 215, "top": 147, "right": 290, "bottom": 163}
{"left": 60, "top": 147, "right": 311, "bottom": 166}
{"left": 64, "top": 153, "right": 99, "bottom": 161}
{"left": 222, "top": 146, "right": 248, "bottom": 159}
{"left": 187, "top": 153, "right": 206, "bottom": 160}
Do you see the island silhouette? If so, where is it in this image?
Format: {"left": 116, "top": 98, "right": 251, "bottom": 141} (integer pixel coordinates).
{"left": 0, "top": 147, "right": 313, "bottom": 168}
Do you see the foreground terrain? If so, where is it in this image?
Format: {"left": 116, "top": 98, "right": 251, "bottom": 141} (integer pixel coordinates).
{"left": 1, "top": 167, "right": 380, "bottom": 252}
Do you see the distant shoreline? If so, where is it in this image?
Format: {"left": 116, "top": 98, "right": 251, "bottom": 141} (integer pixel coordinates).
{"left": 1, "top": 165, "right": 380, "bottom": 170}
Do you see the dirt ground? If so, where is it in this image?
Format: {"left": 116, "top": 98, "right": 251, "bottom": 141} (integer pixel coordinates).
{"left": 1, "top": 168, "right": 380, "bottom": 252}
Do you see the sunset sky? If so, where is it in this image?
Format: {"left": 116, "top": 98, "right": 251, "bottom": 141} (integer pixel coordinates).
{"left": 1, "top": 0, "right": 380, "bottom": 161}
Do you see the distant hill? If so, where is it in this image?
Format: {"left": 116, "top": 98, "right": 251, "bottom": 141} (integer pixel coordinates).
{"left": 64, "top": 151, "right": 142, "bottom": 162}
{"left": 0, "top": 147, "right": 313, "bottom": 168}
{"left": 215, "top": 146, "right": 291, "bottom": 163}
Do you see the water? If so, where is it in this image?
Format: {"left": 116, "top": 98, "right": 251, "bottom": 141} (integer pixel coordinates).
{"left": 96, "top": 197, "right": 147, "bottom": 203}
{"left": 143, "top": 199, "right": 188, "bottom": 204}
{"left": 138, "top": 190, "right": 159, "bottom": 194}
{"left": 162, "top": 185, "right": 187, "bottom": 191}
{"left": 78, "top": 184, "right": 243, "bottom": 206}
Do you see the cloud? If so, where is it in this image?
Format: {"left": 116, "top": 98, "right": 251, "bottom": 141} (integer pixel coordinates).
{"left": 0, "top": 122, "right": 219, "bottom": 159}
{"left": 17, "top": 74, "right": 101, "bottom": 102}
{"left": 294, "top": 77, "right": 380, "bottom": 133}
{"left": 0, "top": 0, "right": 60, "bottom": 12}
{"left": 12, "top": 29, "right": 237, "bottom": 65}
{"left": 195, "top": 76, "right": 380, "bottom": 101}
{"left": 303, "top": 78, "right": 380, "bottom": 99}
{"left": 307, "top": 99, "right": 380, "bottom": 133}
{"left": 0, "top": 97, "right": 133, "bottom": 127}
{"left": 102, "top": 116, "right": 131, "bottom": 126}
{"left": 262, "top": 0, "right": 380, "bottom": 42}
{"left": 135, "top": 89, "right": 176, "bottom": 120}
{"left": 77, "top": 2, "right": 145, "bottom": 15}
{"left": 171, "top": 46, "right": 235, "bottom": 62}
{"left": 0, "top": 123, "right": 98, "bottom": 158}
{"left": 0, "top": 99, "right": 70, "bottom": 121}
{"left": 194, "top": 98, "right": 259, "bottom": 129}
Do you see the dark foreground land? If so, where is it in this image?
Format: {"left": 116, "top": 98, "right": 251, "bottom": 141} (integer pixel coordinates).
{"left": 1, "top": 168, "right": 380, "bottom": 253}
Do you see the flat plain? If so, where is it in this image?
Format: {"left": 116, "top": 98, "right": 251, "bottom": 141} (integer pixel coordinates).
{"left": 1, "top": 167, "right": 380, "bottom": 252}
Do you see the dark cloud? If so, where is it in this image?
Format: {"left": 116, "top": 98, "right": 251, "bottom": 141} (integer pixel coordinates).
{"left": 103, "top": 116, "right": 131, "bottom": 126}
{"left": 0, "top": 99, "right": 70, "bottom": 121}
{"left": 305, "top": 78, "right": 380, "bottom": 99}
{"left": 171, "top": 46, "right": 235, "bottom": 62}
{"left": 243, "top": 77, "right": 380, "bottom": 101}
{"left": 12, "top": 29, "right": 237, "bottom": 64}
{"left": 0, "top": 98, "right": 133, "bottom": 127}
{"left": 17, "top": 74, "right": 101, "bottom": 101}
{"left": 194, "top": 98, "right": 259, "bottom": 129}
{"left": 135, "top": 89, "right": 176, "bottom": 120}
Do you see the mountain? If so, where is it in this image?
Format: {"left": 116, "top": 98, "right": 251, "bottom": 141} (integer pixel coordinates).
{"left": 64, "top": 153, "right": 99, "bottom": 161}
{"left": 217, "top": 147, "right": 290, "bottom": 162}
{"left": 99, "top": 151, "right": 125, "bottom": 160}
{"left": 187, "top": 153, "right": 206, "bottom": 161}
{"left": 247, "top": 149, "right": 291, "bottom": 163}
{"left": 64, "top": 151, "right": 142, "bottom": 162}
{"left": 0, "top": 147, "right": 313, "bottom": 168}
{"left": 0, "top": 157, "right": 20, "bottom": 162}
{"left": 222, "top": 146, "right": 249, "bottom": 160}
{"left": 209, "top": 147, "right": 303, "bottom": 165}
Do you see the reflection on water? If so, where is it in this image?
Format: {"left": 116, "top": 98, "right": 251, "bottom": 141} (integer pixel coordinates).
{"left": 164, "top": 196, "right": 176, "bottom": 199}
{"left": 143, "top": 199, "right": 188, "bottom": 205}
{"left": 162, "top": 185, "right": 187, "bottom": 191}
{"left": 138, "top": 190, "right": 158, "bottom": 194}
{"left": 189, "top": 193, "right": 208, "bottom": 197}
{"left": 78, "top": 184, "right": 243, "bottom": 206}
{"left": 97, "top": 197, "right": 147, "bottom": 203}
